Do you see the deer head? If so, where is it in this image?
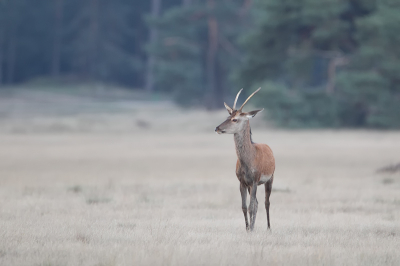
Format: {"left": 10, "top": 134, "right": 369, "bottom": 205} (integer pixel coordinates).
{"left": 215, "top": 88, "right": 264, "bottom": 134}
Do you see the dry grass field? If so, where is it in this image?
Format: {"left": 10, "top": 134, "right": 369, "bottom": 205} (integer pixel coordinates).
{"left": 0, "top": 87, "right": 399, "bottom": 265}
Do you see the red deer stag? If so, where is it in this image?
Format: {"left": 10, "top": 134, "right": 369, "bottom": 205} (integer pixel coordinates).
{"left": 215, "top": 88, "right": 275, "bottom": 231}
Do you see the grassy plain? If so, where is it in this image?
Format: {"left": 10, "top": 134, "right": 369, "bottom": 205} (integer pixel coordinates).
{"left": 0, "top": 87, "right": 399, "bottom": 265}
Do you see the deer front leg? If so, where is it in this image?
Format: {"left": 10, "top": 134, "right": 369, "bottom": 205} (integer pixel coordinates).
{"left": 249, "top": 182, "right": 258, "bottom": 231}
{"left": 247, "top": 187, "right": 252, "bottom": 222}
{"left": 265, "top": 179, "right": 273, "bottom": 229}
{"left": 240, "top": 184, "right": 249, "bottom": 231}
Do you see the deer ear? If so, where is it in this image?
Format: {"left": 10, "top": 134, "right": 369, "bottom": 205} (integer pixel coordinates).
{"left": 224, "top": 102, "right": 233, "bottom": 114}
{"left": 243, "top": 109, "right": 264, "bottom": 119}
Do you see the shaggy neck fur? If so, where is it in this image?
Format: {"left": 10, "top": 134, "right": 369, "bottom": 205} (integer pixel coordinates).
{"left": 234, "top": 120, "right": 256, "bottom": 166}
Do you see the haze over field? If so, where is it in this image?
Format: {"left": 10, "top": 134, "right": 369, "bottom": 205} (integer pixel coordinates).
{"left": 0, "top": 89, "right": 399, "bottom": 265}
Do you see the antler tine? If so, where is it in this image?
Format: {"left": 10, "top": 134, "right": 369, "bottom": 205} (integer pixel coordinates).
{"left": 232, "top": 88, "right": 243, "bottom": 110}
{"left": 238, "top": 87, "right": 261, "bottom": 112}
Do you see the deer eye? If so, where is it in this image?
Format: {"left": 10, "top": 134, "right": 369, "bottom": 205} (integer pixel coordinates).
{"left": 232, "top": 119, "right": 238, "bottom": 122}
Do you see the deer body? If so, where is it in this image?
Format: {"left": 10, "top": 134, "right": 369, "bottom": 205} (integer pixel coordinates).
{"left": 234, "top": 121, "right": 275, "bottom": 186}
{"left": 215, "top": 88, "right": 275, "bottom": 231}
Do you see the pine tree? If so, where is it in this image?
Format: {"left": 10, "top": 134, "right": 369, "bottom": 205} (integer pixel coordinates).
{"left": 336, "top": 0, "right": 400, "bottom": 127}
{"left": 0, "top": 0, "right": 54, "bottom": 84}
{"left": 63, "top": 0, "right": 138, "bottom": 83}
{"left": 238, "top": 0, "right": 400, "bottom": 128}
{"left": 0, "top": 0, "right": 5, "bottom": 86}
{"left": 147, "top": 0, "right": 250, "bottom": 107}
{"left": 145, "top": 0, "right": 162, "bottom": 93}
{"left": 52, "top": 0, "right": 64, "bottom": 77}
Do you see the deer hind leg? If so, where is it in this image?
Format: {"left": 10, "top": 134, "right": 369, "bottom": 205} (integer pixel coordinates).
{"left": 240, "top": 184, "right": 249, "bottom": 231}
{"left": 265, "top": 177, "right": 273, "bottom": 229}
{"left": 249, "top": 183, "right": 258, "bottom": 231}
{"left": 247, "top": 187, "right": 252, "bottom": 222}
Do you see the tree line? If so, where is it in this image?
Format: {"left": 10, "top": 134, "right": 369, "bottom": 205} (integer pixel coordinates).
{"left": 0, "top": 0, "right": 399, "bottom": 127}
{"left": 0, "top": 0, "right": 152, "bottom": 87}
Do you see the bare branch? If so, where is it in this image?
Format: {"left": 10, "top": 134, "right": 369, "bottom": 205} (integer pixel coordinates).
{"left": 239, "top": 0, "right": 252, "bottom": 17}
{"left": 219, "top": 35, "right": 242, "bottom": 60}
{"left": 326, "top": 56, "right": 349, "bottom": 94}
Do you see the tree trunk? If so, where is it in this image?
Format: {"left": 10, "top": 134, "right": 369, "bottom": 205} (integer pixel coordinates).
{"left": 326, "top": 56, "right": 348, "bottom": 94}
{"left": 88, "top": 0, "right": 99, "bottom": 79}
{"left": 206, "top": 0, "right": 218, "bottom": 109}
{"left": 182, "top": 0, "right": 192, "bottom": 7}
{"left": 240, "top": 0, "right": 252, "bottom": 17}
{"left": 7, "top": 24, "right": 16, "bottom": 84}
{"left": 52, "top": 0, "right": 64, "bottom": 77}
{"left": 145, "top": 0, "right": 161, "bottom": 93}
{"left": 0, "top": 25, "right": 4, "bottom": 86}
{"left": 215, "top": 59, "right": 224, "bottom": 107}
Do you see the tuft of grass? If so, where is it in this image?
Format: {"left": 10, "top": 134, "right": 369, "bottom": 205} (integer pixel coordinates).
{"left": 36, "top": 262, "right": 55, "bottom": 266}
{"left": 272, "top": 187, "right": 291, "bottom": 193}
{"left": 68, "top": 185, "right": 83, "bottom": 193}
{"left": 75, "top": 233, "right": 90, "bottom": 244}
{"left": 117, "top": 223, "right": 136, "bottom": 229}
{"left": 376, "top": 163, "right": 400, "bottom": 173}
{"left": 382, "top": 178, "right": 394, "bottom": 185}
{"left": 85, "top": 196, "right": 111, "bottom": 205}
{"left": 95, "top": 257, "right": 117, "bottom": 266}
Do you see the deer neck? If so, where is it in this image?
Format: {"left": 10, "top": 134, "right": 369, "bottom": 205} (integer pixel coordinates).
{"left": 234, "top": 120, "right": 256, "bottom": 166}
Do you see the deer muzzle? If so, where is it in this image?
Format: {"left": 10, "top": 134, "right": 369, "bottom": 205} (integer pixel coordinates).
{"left": 215, "top": 126, "right": 225, "bottom": 134}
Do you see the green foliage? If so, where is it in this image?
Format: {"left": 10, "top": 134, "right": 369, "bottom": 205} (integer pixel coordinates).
{"left": 335, "top": 0, "right": 400, "bottom": 128}
{"left": 64, "top": 0, "right": 143, "bottom": 84}
{"left": 146, "top": 5, "right": 205, "bottom": 105}
{"left": 239, "top": 0, "right": 357, "bottom": 88}
{"left": 0, "top": 0, "right": 149, "bottom": 87}
{"left": 238, "top": 0, "right": 400, "bottom": 128}
{"left": 253, "top": 82, "right": 339, "bottom": 128}
{"left": 0, "top": 0, "right": 53, "bottom": 83}
{"left": 147, "top": 1, "right": 248, "bottom": 106}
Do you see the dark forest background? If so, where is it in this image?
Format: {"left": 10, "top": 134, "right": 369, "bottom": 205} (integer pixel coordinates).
{"left": 0, "top": 0, "right": 399, "bottom": 128}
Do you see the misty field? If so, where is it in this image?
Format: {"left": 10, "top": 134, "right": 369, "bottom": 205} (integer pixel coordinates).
{"left": 0, "top": 88, "right": 399, "bottom": 266}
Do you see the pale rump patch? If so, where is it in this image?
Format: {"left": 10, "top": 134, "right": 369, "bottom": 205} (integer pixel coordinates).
{"left": 258, "top": 174, "right": 272, "bottom": 185}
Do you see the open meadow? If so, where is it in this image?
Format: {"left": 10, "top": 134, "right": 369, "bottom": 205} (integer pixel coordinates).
{"left": 0, "top": 87, "right": 399, "bottom": 266}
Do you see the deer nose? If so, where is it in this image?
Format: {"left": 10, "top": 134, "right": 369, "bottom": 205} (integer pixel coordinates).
{"left": 215, "top": 126, "right": 219, "bottom": 132}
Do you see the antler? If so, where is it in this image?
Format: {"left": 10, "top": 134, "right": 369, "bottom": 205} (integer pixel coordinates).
{"left": 238, "top": 87, "right": 261, "bottom": 112}
{"left": 224, "top": 102, "right": 233, "bottom": 114}
{"left": 232, "top": 88, "right": 243, "bottom": 110}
